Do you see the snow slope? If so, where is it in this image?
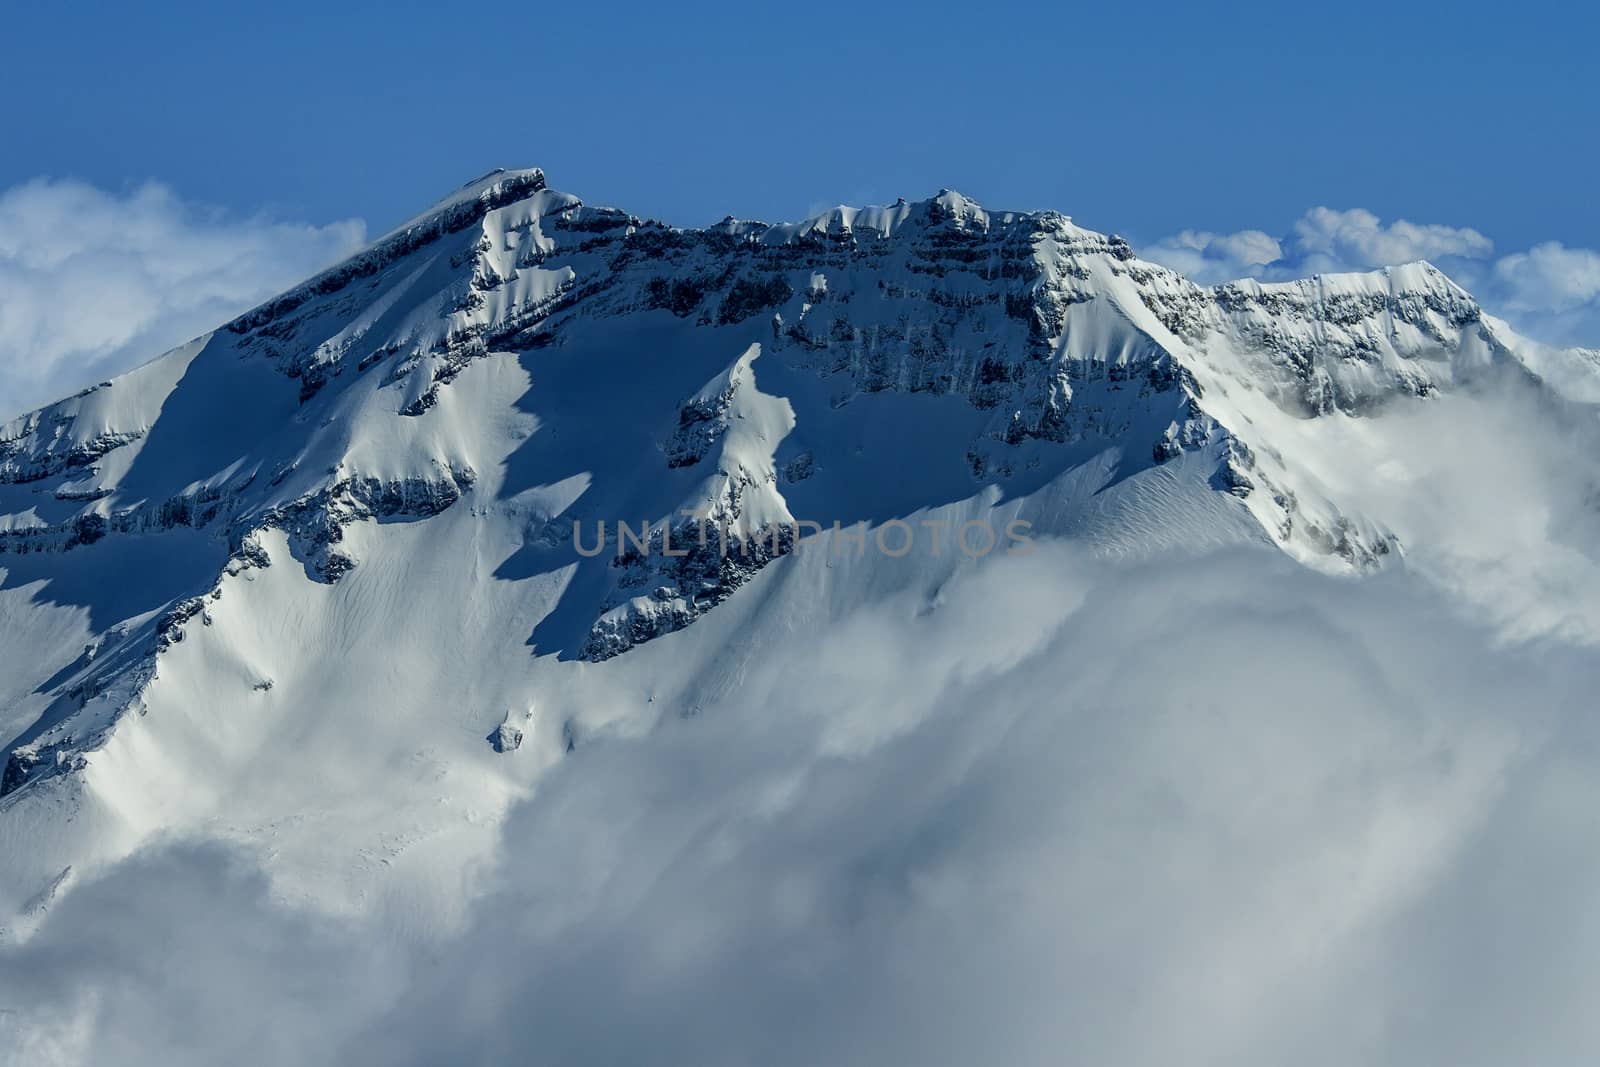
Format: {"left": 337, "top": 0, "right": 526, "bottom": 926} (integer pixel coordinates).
{"left": 2, "top": 168, "right": 1599, "bottom": 1064}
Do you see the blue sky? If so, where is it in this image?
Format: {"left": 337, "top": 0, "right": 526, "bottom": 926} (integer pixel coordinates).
{"left": 3, "top": 0, "right": 1592, "bottom": 243}
{"left": 2, "top": 0, "right": 1598, "bottom": 417}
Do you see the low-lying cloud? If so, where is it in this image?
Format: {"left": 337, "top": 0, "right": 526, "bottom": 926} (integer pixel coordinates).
{"left": 3, "top": 536, "right": 1596, "bottom": 1066}
{"left": 0, "top": 178, "right": 365, "bottom": 421}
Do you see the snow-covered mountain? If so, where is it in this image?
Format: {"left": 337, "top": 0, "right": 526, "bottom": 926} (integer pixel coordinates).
{"left": 3, "top": 168, "right": 1599, "bottom": 1065}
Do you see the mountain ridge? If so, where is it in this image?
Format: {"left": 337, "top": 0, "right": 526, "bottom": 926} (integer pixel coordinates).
{"left": 0, "top": 166, "right": 1559, "bottom": 593}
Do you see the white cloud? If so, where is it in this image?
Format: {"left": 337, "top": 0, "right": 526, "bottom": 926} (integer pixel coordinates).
{"left": 1140, "top": 228, "right": 1283, "bottom": 286}
{"left": 1289, "top": 206, "right": 1493, "bottom": 273}
{"left": 351, "top": 549, "right": 1585, "bottom": 1067}
{"left": 0, "top": 843, "right": 403, "bottom": 1065}
{"left": 5, "top": 532, "right": 1600, "bottom": 1064}
{"left": 0, "top": 178, "right": 366, "bottom": 421}
{"left": 1142, "top": 207, "right": 1496, "bottom": 287}
{"left": 1492, "top": 241, "right": 1600, "bottom": 314}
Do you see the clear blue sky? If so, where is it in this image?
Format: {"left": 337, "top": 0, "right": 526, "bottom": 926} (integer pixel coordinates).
{"left": 2, "top": 0, "right": 1593, "bottom": 246}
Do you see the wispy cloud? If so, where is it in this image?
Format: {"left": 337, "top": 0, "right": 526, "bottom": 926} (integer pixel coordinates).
{"left": 1491, "top": 241, "right": 1600, "bottom": 332}
{"left": 0, "top": 178, "right": 366, "bottom": 421}
{"left": 1289, "top": 207, "right": 1493, "bottom": 272}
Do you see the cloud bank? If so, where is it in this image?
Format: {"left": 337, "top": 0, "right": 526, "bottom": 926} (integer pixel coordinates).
{"left": 1141, "top": 207, "right": 1600, "bottom": 348}
{"left": 0, "top": 178, "right": 365, "bottom": 421}
{"left": 2, "top": 535, "right": 1597, "bottom": 1066}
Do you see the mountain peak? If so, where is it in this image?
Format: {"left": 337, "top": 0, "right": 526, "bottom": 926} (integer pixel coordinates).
{"left": 392, "top": 167, "right": 549, "bottom": 239}
{"left": 222, "top": 167, "right": 557, "bottom": 339}
{"left": 4, "top": 167, "right": 1600, "bottom": 986}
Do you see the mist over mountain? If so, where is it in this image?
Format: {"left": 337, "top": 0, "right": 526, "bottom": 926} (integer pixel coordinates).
{"left": 2, "top": 168, "right": 1598, "bottom": 1066}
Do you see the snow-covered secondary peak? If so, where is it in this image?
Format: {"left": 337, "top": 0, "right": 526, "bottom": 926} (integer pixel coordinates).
{"left": 754, "top": 188, "right": 997, "bottom": 243}
{"left": 2, "top": 167, "right": 1598, "bottom": 937}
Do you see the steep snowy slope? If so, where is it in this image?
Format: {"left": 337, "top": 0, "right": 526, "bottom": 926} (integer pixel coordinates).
{"left": 1, "top": 166, "right": 1598, "bottom": 1006}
